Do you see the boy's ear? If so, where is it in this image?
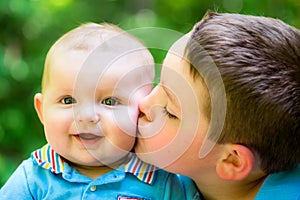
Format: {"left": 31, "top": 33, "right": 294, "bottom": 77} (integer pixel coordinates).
{"left": 34, "top": 93, "right": 44, "bottom": 124}
{"left": 216, "top": 144, "right": 255, "bottom": 180}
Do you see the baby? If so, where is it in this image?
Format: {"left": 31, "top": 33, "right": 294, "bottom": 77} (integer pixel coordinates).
{"left": 0, "top": 23, "right": 198, "bottom": 199}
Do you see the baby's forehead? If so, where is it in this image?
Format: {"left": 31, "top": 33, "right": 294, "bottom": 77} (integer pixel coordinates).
{"left": 48, "top": 44, "right": 152, "bottom": 80}
{"left": 56, "top": 31, "right": 139, "bottom": 52}
{"left": 48, "top": 23, "right": 153, "bottom": 66}
{"left": 43, "top": 24, "right": 154, "bottom": 91}
{"left": 48, "top": 32, "right": 150, "bottom": 67}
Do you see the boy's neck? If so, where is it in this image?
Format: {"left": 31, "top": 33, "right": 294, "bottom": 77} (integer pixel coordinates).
{"left": 195, "top": 173, "right": 267, "bottom": 200}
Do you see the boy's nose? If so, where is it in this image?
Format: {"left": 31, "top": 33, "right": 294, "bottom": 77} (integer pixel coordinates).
{"left": 138, "top": 86, "right": 161, "bottom": 121}
{"left": 138, "top": 97, "right": 152, "bottom": 122}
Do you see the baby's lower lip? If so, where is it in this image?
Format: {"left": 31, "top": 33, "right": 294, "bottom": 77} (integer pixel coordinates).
{"left": 74, "top": 133, "right": 102, "bottom": 145}
{"left": 77, "top": 133, "right": 100, "bottom": 140}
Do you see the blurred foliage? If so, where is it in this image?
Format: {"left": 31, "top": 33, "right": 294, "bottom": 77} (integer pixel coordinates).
{"left": 0, "top": 0, "right": 300, "bottom": 187}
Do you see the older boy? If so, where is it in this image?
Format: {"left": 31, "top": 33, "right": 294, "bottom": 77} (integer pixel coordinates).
{"left": 136, "top": 12, "right": 300, "bottom": 199}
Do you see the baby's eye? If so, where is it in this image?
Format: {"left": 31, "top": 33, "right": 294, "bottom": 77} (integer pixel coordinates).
{"left": 102, "top": 97, "right": 119, "bottom": 106}
{"left": 61, "top": 96, "right": 77, "bottom": 104}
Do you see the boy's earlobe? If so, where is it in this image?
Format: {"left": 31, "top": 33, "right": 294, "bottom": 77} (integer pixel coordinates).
{"left": 216, "top": 144, "right": 254, "bottom": 180}
{"left": 34, "top": 93, "right": 44, "bottom": 124}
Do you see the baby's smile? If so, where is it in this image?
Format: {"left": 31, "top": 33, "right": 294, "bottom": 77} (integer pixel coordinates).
{"left": 74, "top": 133, "right": 103, "bottom": 146}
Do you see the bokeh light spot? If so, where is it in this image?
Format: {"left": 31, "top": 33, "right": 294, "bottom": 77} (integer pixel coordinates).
{"left": 223, "top": 0, "right": 243, "bottom": 13}
{"left": 0, "top": 78, "right": 10, "bottom": 99}
{"left": 49, "top": 0, "right": 73, "bottom": 8}
{"left": 9, "top": 60, "right": 29, "bottom": 81}
{"left": 135, "top": 9, "right": 157, "bottom": 27}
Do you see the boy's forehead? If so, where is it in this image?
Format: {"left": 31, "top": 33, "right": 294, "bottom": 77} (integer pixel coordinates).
{"left": 162, "top": 50, "right": 188, "bottom": 77}
{"left": 161, "top": 31, "right": 191, "bottom": 74}
{"left": 168, "top": 32, "right": 191, "bottom": 58}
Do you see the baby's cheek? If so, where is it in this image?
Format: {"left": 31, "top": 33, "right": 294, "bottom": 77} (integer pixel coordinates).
{"left": 113, "top": 106, "right": 138, "bottom": 137}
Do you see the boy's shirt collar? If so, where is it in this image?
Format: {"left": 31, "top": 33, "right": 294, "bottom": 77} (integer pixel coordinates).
{"left": 254, "top": 164, "right": 300, "bottom": 199}
{"left": 31, "top": 144, "right": 157, "bottom": 184}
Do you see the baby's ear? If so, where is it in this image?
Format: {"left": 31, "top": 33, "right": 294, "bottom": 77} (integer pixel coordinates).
{"left": 216, "top": 144, "right": 254, "bottom": 180}
{"left": 34, "top": 93, "right": 44, "bottom": 124}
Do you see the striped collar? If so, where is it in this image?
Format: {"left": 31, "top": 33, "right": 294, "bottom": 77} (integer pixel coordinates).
{"left": 32, "top": 144, "right": 65, "bottom": 173}
{"left": 31, "top": 144, "right": 157, "bottom": 184}
{"left": 124, "top": 153, "right": 157, "bottom": 184}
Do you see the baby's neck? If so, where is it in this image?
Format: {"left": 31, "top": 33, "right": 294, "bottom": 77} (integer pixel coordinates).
{"left": 68, "top": 156, "right": 132, "bottom": 180}
{"left": 74, "top": 165, "right": 114, "bottom": 180}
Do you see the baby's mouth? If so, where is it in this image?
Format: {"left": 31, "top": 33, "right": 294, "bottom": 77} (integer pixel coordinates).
{"left": 76, "top": 133, "right": 101, "bottom": 140}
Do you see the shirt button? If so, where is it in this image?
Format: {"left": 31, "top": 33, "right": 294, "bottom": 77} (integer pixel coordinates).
{"left": 90, "top": 185, "right": 96, "bottom": 192}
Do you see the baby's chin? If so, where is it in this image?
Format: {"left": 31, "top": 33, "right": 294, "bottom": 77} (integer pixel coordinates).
{"left": 91, "top": 152, "right": 133, "bottom": 167}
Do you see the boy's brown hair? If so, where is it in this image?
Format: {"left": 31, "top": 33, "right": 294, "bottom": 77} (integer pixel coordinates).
{"left": 186, "top": 12, "right": 300, "bottom": 173}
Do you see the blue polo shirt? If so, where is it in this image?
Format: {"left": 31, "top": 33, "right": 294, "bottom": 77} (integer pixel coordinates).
{"left": 194, "top": 164, "right": 300, "bottom": 200}
{"left": 255, "top": 164, "right": 300, "bottom": 199}
{"left": 0, "top": 144, "right": 200, "bottom": 200}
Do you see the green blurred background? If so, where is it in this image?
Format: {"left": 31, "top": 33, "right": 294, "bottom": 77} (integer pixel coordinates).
{"left": 0, "top": 0, "right": 299, "bottom": 187}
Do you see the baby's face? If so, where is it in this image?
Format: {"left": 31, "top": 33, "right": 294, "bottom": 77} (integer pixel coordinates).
{"left": 36, "top": 47, "right": 153, "bottom": 167}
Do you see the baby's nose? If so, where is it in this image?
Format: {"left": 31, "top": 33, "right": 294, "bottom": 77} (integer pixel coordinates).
{"left": 76, "top": 105, "right": 100, "bottom": 124}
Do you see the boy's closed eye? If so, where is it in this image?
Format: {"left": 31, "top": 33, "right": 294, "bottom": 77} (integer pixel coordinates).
{"left": 163, "top": 107, "right": 178, "bottom": 120}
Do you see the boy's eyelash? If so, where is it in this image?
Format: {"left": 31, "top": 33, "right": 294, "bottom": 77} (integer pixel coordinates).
{"left": 163, "top": 107, "right": 178, "bottom": 119}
